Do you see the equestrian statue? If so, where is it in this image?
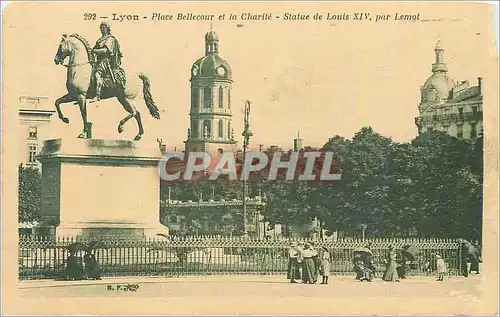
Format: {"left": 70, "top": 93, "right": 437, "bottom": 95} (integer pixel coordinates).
{"left": 53, "top": 21, "right": 160, "bottom": 141}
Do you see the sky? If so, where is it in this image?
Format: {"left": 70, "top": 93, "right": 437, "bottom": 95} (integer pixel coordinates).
{"left": 3, "top": 2, "right": 498, "bottom": 151}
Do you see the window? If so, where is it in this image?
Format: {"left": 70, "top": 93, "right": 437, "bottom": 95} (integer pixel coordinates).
{"left": 218, "top": 86, "right": 224, "bottom": 108}
{"left": 228, "top": 89, "right": 231, "bottom": 109}
{"left": 472, "top": 106, "right": 478, "bottom": 116}
{"left": 470, "top": 123, "right": 477, "bottom": 139}
{"left": 191, "top": 88, "right": 199, "bottom": 110}
{"left": 28, "top": 126, "right": 38, "bottom": 139}
{"left": 228, "top": 122, "right": 231, "bottom": 139}
{"left": 203, "top": 120, "right": 211, "bottom": 138}
{"left": 28, "top": 144, "right": 38, "bottom": 164}
{"left": 218, "top": 119, "right": 223, "bottom": 138}
{"left": 458, "top": 108, "right": 464, "bottom": 119}
{"left": 204, "top": 87, "right": 212, "bottom": 109}
{"left": 457, "top": 126, "right": 463, "bottom": 138}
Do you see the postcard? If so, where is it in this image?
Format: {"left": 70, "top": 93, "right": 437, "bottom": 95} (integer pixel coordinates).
{"left": 2, "top": 1, "right": 498, "bottom": 315}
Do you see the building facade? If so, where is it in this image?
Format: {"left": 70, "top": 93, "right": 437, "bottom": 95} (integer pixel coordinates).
{"left": 184, "top": 29, "right": 237, "bottom": 156}
{"left": 18, "top": 96, "right": 55, "bottom": 169}
{"left": 415, "top": 41, "right": 483, "bottom": 139}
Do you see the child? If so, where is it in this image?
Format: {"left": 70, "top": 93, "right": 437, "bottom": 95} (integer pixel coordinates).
{"left": 319, "top": 246, "right": 331, "bottom": 284}
{"left": 436, "top": 253, "right": 447, "bottom": 281}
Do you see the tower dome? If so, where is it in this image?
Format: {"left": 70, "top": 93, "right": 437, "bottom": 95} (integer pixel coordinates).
{"left": 190, "top": 29, "right": 232, "bottom": 80}
{"left": 421, "top": 41, "right": 456, "bottom": 101}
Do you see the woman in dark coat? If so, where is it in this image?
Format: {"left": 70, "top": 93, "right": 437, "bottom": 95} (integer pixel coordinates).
{"left": 287, "top": 242, "right": 301, "bottom": 283}
{"left": 65, "top": 250, "right": 85, "bottom": 281}
{"left": 301, "top": 243, "right": 318, "bottom": 284}
{"left": 84, "top": 249, "right": 102, "bottom": 280}
{"left": 382, "top": 246, "right": 400, "bottom": 282}
{"left": 396, "top": 252, "right": 408, "bottom": 279}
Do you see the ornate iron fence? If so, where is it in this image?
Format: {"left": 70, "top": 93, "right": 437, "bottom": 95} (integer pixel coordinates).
{"left": 18, "top": 235, "right": 462, "bottom": 280}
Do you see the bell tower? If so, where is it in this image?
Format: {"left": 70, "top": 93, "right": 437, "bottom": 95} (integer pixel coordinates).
{"left": 184, "top": 29, "right": 237, "bottom": 156}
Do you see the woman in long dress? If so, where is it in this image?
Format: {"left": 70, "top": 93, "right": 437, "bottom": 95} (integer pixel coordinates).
{"left": 436, "top": 253, "right": 447, "bottom": 281}
{"left": 319, "top": 246, "right": 331, "bottom": 284}
{"left": 287, "top": 242, "right": 301, "bottom": 283}
{"left": 301, "top": 243, "right": 318, "bottom": 284}
{"left": 84, "top": 249, "right": 102, "bottom": 280}
{"left": 65, "top": 250, "right": 85, "bottom": 281}
{"left": 382, "top": 246, "right": 400, "bottom": 282}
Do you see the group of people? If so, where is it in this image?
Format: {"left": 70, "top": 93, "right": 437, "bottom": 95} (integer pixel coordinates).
{"left": 287, "top": 241, "right": 331, "bottom": 284}
{"left": 460, "top": 240, "right": 482, "bottom": 277}
{"left": 288, "top": 242, "right": 452, "bottom": 284}
{"left": 64, "top": 249, "right": 101, "bottom": 281}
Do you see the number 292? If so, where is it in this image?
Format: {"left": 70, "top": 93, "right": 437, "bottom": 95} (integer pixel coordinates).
{"left": 84, "top": 13, "right": 97, "bottom": 20}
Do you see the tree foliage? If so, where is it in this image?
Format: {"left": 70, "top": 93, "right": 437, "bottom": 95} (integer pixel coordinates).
{"left": 18, "top": 165, "right": 42, "bottom": 223}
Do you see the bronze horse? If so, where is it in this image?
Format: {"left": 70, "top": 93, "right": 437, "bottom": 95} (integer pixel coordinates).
{"left": 53, "top": 34, "right": 160, "bottom": 140}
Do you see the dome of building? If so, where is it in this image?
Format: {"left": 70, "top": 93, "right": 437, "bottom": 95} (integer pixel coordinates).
{"left": 192, "top": 55, "right": 232, "bottom": 79}
{"left": 421, "top": 40, "right": 456, "bottom": 101}
{"left": 422, "top": 72, "right": 456, "bottom": 100}
{"left": 191, "top": 29, "right": 232, "bottom": 80}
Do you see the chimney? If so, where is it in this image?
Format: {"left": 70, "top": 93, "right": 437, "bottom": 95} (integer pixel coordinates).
{"left": 478, "top": 77, "right": 483, "bottom": 94}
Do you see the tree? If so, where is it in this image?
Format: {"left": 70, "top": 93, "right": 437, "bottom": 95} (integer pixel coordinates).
{"left": 388, "top": 130, "right": 482, "bottom": 238}
{"left": 320, "top": 127, "right": 394, "bottom": 237}
{"left": 18, "top": 165, "right": 42, "bottom": 223}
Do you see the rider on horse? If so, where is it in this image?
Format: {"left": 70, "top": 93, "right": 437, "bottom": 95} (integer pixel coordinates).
{"left": 89, "top": 21, "right": 126, "bottom": 102}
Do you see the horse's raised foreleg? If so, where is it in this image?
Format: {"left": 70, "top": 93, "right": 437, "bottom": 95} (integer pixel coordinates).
{"left": 76, "top": 93, "right": 90, "bottom": 139}
{"left": 117, "top": 94, "right": 143, "bottom": 141}
{"left": 55, "top": 94, "right": 76, "bottom": 124}
{"left": 118, "top": 113, "right": 134, "bottom": 134}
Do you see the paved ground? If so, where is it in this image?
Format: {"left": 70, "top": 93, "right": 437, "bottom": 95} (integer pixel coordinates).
{"left": 14, "top": 274, "right": 494, "bottom": 315}
{"left": 19, "top": 274, "right": 482, "bottom": 298}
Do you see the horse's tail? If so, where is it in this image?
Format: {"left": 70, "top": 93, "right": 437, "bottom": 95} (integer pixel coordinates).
{"left": 138, "top": 73, "right": 160, "bottom": 119}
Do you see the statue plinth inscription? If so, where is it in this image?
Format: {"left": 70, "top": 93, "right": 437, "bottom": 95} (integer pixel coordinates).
{"left": 37, "top": 138, "right": 167, "bottom": 238}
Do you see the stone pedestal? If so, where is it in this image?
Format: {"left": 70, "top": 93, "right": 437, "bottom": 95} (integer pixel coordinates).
{"left": 37, "top": 138, "right": 168, "bottom": 238}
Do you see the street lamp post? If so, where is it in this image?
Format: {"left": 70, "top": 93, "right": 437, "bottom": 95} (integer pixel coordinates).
{"left": 242, "top": 100, "right": 253, "bottom": 236}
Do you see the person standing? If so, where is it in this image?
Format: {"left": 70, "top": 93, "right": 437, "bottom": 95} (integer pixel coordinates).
{"left": 301, "top": 243, "right": 318, "bottom": 284}
{"left": 396, "top": 252, "right": 409, "bottom": 279}
{"left": 319, "top": 246, "right": 331, "bottom": 284}
{"left": 84, "top": 249, "right": 102, "bottom": 280}
{"left": 469, "top": 240, "right": 481, "bottom": 274}
{"left": 362, "top": 243, "right": 376, "bottom": 278}
{"left": 382, "top": 246, "right": 400, "bottom": 282}
{"left": 287, "top": 242, "right": 301, "bottom": 283}
{"left": 436, "top": 254, "right": 447, "bottom": 281}
{"left": 309, "top": 241, "right": 320, "bottom": 283}
{"left": 65, "top": 250, "right": 84, "bottom": 281}
{"left": 460, "top": 241, "right": 469, "bottom": 277}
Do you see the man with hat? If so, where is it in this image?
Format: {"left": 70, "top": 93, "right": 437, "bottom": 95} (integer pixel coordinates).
{"left": 287, "top": 241, "right": 301, "bottom": 283}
